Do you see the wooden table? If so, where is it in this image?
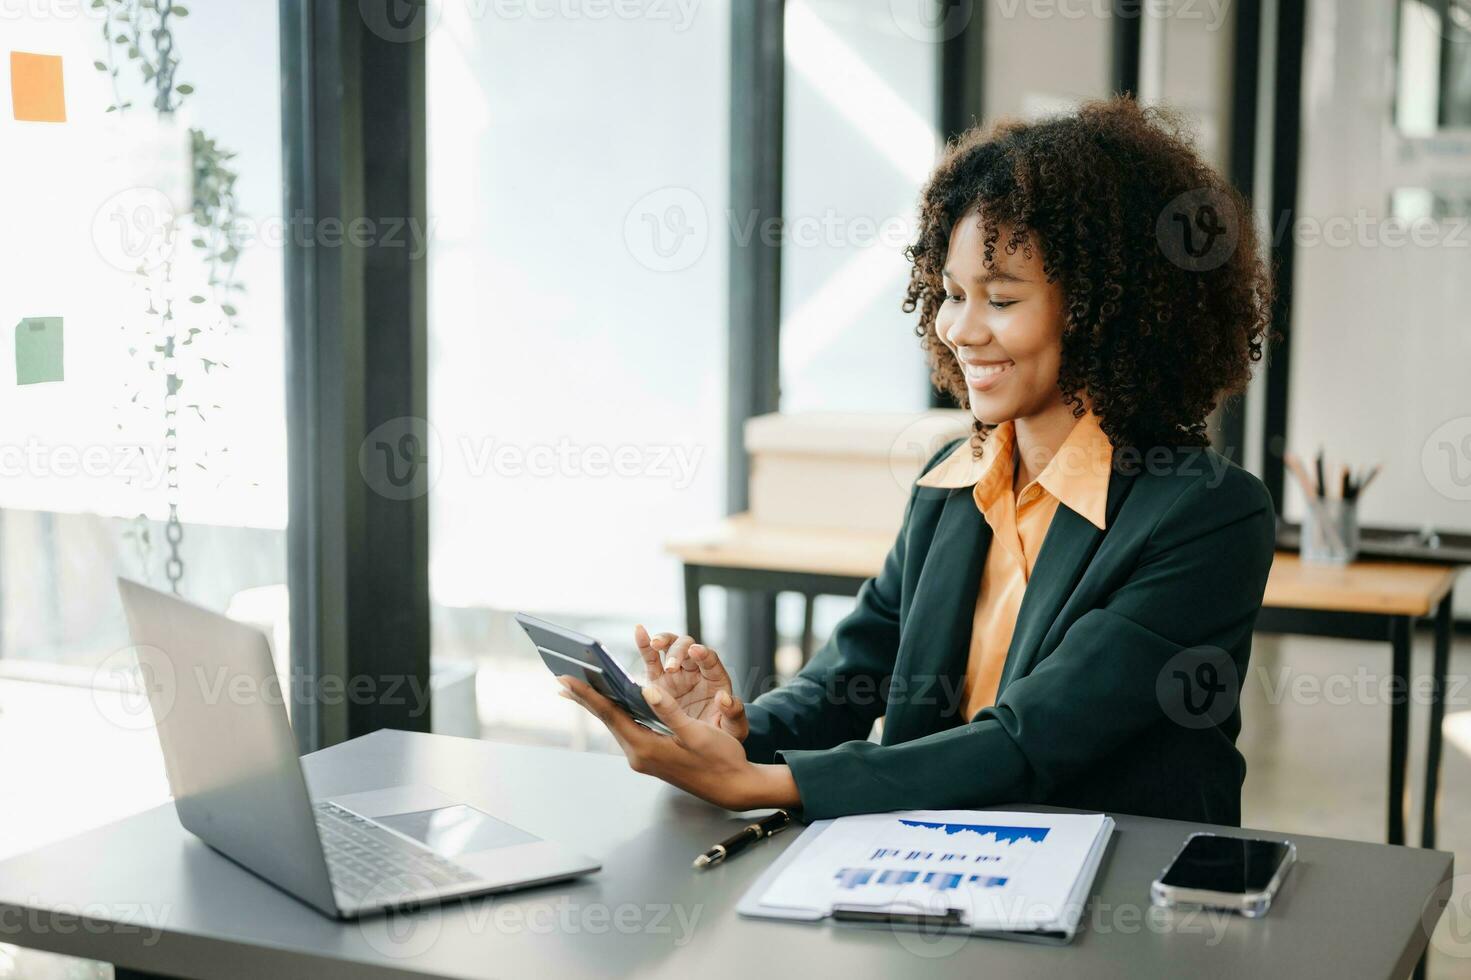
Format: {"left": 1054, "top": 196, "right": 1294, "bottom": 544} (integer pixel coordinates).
{"left": 668, "top": 515, "right": 1460, "bottom": 849}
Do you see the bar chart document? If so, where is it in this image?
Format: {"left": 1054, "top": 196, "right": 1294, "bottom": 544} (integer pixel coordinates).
{"left": 738, "top": 810, "right": 1114, "bottom": 943}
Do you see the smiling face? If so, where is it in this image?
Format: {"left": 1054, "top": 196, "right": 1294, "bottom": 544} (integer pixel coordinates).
{"left": 935, "top": 212, "right": 1069, "bottom": 427}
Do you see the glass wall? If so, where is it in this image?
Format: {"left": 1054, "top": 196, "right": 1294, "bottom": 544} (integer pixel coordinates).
{"left": 0, "top": 2, "right": 288, "bottom": 677}
{"left": 426, "top": 2, "right": 731, "bottom": 744}
{"left": 772, "top": 0, "right": 943, "bottom": 671}
{"left": 779, "top": 0, "right": 938, "bottom": 414}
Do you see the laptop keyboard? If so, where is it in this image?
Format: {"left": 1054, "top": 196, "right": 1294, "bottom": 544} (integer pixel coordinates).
{"left": 314, "top": 801, "right": 481, "bottom": 906}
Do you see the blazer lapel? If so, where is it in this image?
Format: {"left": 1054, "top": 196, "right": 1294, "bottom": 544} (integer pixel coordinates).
{"left": 884, "top": 488, "right": 989, "bottom": 742}
{"left": 994, "top": 460, "right": 1141, "bottom": 699}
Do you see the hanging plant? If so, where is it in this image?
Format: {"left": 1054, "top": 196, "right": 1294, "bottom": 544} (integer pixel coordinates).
{"left": 96, "top": 0, "right": 247, "bottom": 594}
{"left": 95, "top": 0, "right": 192, "bottom": 115}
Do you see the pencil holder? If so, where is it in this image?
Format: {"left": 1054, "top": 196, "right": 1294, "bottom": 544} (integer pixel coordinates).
{"left": 1301, "top": 498, "right": 1359, "bottom": 564}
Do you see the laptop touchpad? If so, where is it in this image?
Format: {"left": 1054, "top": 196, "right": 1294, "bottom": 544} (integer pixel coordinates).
{"left": 377, "top": 804, "right": 540, "bottom": 857}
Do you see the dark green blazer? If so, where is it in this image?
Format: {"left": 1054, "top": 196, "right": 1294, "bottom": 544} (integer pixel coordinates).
{"left": 742, "top": 440, "right": 1276, "bottom": 825}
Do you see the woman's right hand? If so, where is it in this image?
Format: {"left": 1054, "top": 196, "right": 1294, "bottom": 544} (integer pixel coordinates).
{"left": 635, "top": 625, "right": 749, "bottom": 741}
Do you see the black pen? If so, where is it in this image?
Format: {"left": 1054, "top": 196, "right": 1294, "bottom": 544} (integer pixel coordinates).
{"left": 692, "top": 810, "right": 792, "bottom": 869}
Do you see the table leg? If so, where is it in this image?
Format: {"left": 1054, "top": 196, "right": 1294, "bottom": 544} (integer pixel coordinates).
{"left": 683, "top": 565, "right": 702, "bottom": 643}
{"left": 1422, "top": 593, "right": 1453, "bottom": 850}
{"left": 1389, "top": 615, "right": 1411, "bottom": 847}
{"left": 739, "top": 591, "right": 778, "bottom": 698}
{"left": 800, "top": 593, "right": 816, "bottom": 663}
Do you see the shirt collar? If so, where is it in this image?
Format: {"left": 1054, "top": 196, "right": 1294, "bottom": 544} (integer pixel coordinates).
{"left": 914, "top": 410, "right": 1114, "bottom": 530}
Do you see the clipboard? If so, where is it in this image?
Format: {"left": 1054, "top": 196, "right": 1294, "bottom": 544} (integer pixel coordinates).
{"left": 736, "top": 814, "right": 1115, "bottom": 945}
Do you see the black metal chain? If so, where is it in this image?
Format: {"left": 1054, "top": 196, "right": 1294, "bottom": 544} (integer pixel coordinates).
{"left": 164, "top": 389, "right": 183, "bottom": 594}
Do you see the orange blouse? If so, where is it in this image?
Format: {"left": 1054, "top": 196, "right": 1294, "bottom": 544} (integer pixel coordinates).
{"left": 916, "top": 411, "right": 1114, "bottom": 718}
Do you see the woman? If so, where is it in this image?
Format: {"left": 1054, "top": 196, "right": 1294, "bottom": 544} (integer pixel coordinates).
{"left": 558, "top": 97, "right": 1276, "bottom": 825}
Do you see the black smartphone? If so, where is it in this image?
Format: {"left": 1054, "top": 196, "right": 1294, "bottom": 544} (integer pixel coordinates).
{"left": 515, "top": 612, "right": 673, "bottom": 735}
{"left": 1150, "top": 832, "right": 1296, "bottom": 917}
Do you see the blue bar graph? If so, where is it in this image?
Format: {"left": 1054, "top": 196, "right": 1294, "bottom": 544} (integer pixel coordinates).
{"left": 835, "top": 868, "right": 1010, "bottom": 892}
{"left": 897, "top": 820, "right": 1049, "bottom": 844}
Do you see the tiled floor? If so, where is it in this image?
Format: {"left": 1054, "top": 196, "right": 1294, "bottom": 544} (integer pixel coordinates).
{"left": 1, "top": 628, "right": 1468, "bottom": 977}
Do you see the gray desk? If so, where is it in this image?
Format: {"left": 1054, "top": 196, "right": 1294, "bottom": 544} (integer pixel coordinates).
{"left": 0, "top": 730, "right": 1453, "bottom": 979}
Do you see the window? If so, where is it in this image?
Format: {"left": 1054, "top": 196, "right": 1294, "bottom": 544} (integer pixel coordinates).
{"left": 426, "top": 2, "right": 730, "bottom": 741}
{"left": 780, "top": 0, "right": 937, "bottom": 414}
{"left": 0, "top": 3, "right": 288, "bottom": 679}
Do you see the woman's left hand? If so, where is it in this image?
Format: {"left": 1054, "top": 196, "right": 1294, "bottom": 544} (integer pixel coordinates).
{"left": 556, "top": 676, "right": 800, "bottom": 812}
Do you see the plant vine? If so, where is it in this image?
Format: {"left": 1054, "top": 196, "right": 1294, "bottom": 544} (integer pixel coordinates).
{"left": 96, "top": 0, "right": 246, "bottom": 594}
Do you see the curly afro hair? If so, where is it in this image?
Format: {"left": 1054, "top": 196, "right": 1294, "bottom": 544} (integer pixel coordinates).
{"left": 903, "top": 97, "right": 1272, "bottom": 452}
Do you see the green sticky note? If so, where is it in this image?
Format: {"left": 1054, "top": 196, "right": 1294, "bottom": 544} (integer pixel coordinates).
{"left": 16, "top": 317, "right": 64, "bottom": 385}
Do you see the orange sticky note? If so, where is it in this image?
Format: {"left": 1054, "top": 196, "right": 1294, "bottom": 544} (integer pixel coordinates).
{"left": 10, "top": 52, "right": 67, "bottom": 123}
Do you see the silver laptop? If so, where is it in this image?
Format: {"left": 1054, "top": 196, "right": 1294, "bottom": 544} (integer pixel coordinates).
{"left": 117, "top": 578, "right": 599, "bottom": 919}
